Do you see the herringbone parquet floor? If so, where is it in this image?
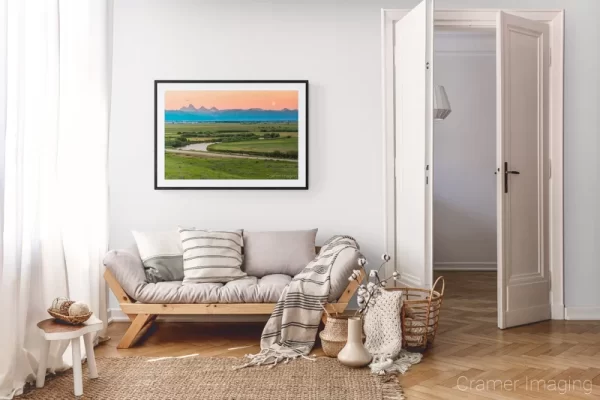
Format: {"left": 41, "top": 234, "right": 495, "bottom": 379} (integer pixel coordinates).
{"left": 98, "top": 271, "right": 600, "bottom": 399}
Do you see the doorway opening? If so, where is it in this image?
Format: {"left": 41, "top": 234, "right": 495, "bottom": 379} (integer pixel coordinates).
{"left": 432, "top": 28, "right": 497, "bottom": 321}
{"left": 383, "top": 7, "right": 564, "bottom": 328}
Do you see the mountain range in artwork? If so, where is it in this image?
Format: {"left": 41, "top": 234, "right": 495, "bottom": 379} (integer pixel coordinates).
{"left": 165, "top": 104, "right": 298, "bottom": 122}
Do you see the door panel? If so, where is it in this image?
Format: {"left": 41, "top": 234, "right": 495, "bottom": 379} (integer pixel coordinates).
{"left": 497, "top": 12, "right": 550, "bottom": 328}
{"left": 394, "top": 0, "right": 434, "bottom": 289}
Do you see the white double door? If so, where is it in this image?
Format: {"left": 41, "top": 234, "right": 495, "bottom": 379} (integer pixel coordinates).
{"left": 393, "top": 0, "right": 551, "bottom": 329}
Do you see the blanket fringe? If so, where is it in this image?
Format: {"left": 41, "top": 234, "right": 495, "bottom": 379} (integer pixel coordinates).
{"left": 234, "top": 347, "right": 315, "bottom": 370}
{"left": 369, "top": 350, "right": 423, "bottom": 375}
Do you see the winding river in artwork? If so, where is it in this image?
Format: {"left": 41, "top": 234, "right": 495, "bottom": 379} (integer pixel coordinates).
{"left": 169, "top": 142, "right": 296, "bottom": 162}
{"left": 180, "top": 142, "right": 215, "bottom": 152}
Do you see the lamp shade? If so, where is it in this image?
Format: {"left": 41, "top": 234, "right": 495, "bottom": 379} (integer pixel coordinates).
{"left": 433, "top": 85, "right": 451, "bottom": 120}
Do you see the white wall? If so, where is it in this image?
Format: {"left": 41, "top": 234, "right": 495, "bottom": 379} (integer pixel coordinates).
{"left": 110, "top": 0, "right": 600, "bottom": 313}
{"left": 108, "top": 0, "right": 399, "bottom": 309}
{"left": 433, "top": 32, "right": 497, "bottom": 270}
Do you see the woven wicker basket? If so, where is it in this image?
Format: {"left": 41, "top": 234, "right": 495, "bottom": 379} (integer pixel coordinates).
{"left": 47, "top": 308, "right": 92, "bottom": 325}
{"left": 319, "top": 315, "right": 367, "bottom": 357}
{"left": 386, "top": 276, "right": 445, "bottom": 350}
{"left": 319, "top": 315, "right": 349, "bottom": 357}
{"left": 319, "top": 333, "right": 347, "bottom": 358}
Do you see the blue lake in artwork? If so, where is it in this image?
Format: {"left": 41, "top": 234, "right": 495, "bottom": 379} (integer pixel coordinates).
{"left": 165, "top": 108, "right": 298, "bottom": 123}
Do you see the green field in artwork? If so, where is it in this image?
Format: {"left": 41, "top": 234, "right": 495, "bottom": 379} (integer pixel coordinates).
{"left": 164, "top": 153, "right": 298, "bottom": 180}
{"left": 164, "top": 122, "right": 299, "bottom": 180}
{"left": 165, "top": 122, "right": 298, "bottom": 137}
{"left": 207, "top": 138, "right": 298, "bottom": 159}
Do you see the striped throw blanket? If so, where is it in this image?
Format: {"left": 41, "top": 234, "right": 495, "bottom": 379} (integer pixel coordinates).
{"left": 238, "top": 235, "right": 360, "bottom": 368}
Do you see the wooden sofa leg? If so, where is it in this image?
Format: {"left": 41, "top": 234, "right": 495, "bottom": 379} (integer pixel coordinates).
{"left": 117, "top": 314, "right": 156, "bottom": 349}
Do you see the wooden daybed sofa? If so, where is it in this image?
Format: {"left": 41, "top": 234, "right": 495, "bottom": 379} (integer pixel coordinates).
{"left": 103, "top": 245, "right": 364, "bottom": 349}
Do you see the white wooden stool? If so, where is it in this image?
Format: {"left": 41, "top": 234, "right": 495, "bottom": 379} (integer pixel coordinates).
{"left": 36, "top": 317, "right": 103, "bottom": 397}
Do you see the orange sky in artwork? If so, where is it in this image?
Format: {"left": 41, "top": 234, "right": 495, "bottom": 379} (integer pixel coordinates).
{"left": 165, "top": 90, "right": 299, "bottom": 111}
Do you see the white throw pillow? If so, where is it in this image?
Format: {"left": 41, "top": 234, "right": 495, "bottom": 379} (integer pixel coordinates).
{"left": 132, "top": 230, "right": 183, "bottom": 282}
{"left": 179, "top": 228, "right": 247, "bottom": 284}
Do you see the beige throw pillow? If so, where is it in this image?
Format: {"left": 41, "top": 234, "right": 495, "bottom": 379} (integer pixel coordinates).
{"left": 179, "top": 228, "right": 246, "bottom": 284}
{"left": 242, "top": 229, "right": 317, "bottom": 277}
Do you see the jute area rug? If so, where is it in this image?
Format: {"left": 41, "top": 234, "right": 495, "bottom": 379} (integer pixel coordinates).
{"left": 20, "top": 356, "right": 405, "bottom": 400}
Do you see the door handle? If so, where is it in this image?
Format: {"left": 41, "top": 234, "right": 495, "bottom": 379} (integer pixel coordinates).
{"left": 504, "top": 162, "right": 520, "bottom": 193}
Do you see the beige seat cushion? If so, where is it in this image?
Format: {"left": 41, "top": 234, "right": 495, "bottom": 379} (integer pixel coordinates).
{"left": 131, "top": 274, "right": 291, "bottom": 304}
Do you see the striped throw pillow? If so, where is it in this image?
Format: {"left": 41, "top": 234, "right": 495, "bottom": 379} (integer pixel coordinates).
{"left": 179, "top": 228, "right": 246, "bottom": 284}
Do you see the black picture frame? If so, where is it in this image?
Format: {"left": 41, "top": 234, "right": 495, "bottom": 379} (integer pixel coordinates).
{"left": 154, "top": 80, "right": 309, "bottom": 190}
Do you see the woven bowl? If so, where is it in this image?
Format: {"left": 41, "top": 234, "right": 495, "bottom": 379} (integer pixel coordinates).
{"left": 48, "top": 308, "right": 92, "bottom": 325}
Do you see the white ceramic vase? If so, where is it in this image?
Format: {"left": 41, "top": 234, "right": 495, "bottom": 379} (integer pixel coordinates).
{"left": 337, "top": 316, "right": 372, "bottom": 368}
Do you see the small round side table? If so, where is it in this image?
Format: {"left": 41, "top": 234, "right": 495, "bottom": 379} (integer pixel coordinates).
{"left": 36, "top": 316, "right": 104, "bottom": 397}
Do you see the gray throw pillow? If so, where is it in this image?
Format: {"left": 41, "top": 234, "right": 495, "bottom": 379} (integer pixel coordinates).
{"left": 242, "top": 229, "right": 318, "bottom": 277}
{"left": 132, "top": 230, "right": 184, "bottom": 283}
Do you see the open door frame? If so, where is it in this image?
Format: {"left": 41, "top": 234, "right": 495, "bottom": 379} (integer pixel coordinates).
{"left": 382, "top": 9, "right": 565, "bottom": 320}
{"left": 392, "top": 0, "right": 435, "bottom": 291}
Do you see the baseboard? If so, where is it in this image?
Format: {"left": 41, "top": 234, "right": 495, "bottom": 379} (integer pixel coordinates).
{"left": 107, "top": 308, "right": 271, "bottom": 323}
{"left": 434, "top": 262, "right": 497, "bottom": 271}
{"left": 107, "top": 308, "right": 114, "bottom": 324}
{"left": 565, "top": 306, "right": 600, "bottom": 320}
{"left": 551, "top": 303, "right": 565, "bottom": 320}
{"left": 397, "top": 273, "right": 422, "bottom": 288}
{"left": 108, "top": 308, "right": 126, "bottom": 323}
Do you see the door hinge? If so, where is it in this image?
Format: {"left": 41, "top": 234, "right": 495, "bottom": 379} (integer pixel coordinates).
{"left": 426, "top": 61, "right": 430, "bottom": 70}
{"left": 549, "top": 159, "right": 552, "bottom": 179}
{"left": 426, "top": 164, "right": 429, "bottom": 184}
{"left": 549, "top": 48, "right": 552, "bottom": 66}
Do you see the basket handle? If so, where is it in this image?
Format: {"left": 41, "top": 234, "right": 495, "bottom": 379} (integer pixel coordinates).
{"left": 431, "top": 276, "right": 445, "bottom": 297}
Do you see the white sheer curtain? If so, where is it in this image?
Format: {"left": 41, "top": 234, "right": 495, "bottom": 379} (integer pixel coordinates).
{"left": 0, "top": 1, "right": 112, "bottom": 398}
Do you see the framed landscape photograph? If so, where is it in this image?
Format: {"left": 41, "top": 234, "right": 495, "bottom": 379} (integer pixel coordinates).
{"left": 154, "top": 80, "right": 308, "bottom": 189}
